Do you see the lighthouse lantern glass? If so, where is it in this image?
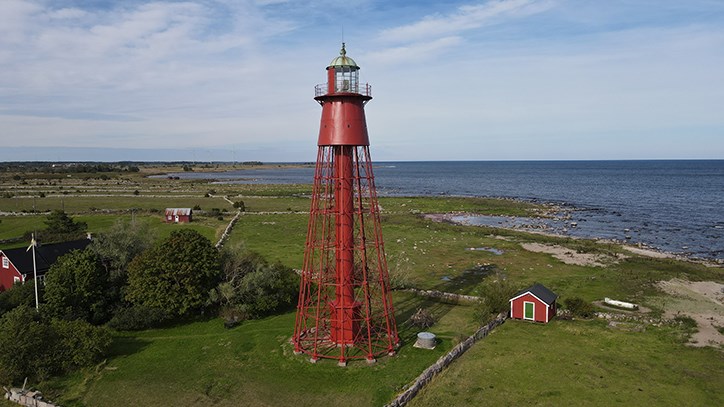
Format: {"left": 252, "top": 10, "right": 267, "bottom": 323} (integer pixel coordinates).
{"left": 335, "top": 66, "right": 359, "bottom": 93}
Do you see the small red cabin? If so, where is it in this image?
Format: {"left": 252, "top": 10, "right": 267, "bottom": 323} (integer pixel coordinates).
{"left": 165, "top": 208, "right": 192, "bottom": 223}
{"left": 509, "top": 283, "right": 558, "bottom": 323}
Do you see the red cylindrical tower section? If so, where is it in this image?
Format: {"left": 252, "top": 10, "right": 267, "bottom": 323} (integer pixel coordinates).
{"left": 317, "top": 98, "right": 370, "bottom": 146}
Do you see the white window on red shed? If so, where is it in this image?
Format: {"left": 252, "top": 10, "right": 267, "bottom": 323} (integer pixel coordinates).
{"left": 2, "top": 257, "right": 8, "bottom": 268}
{"left": 13, "top": 276, "right": 21, "bottom": 284}
{"left": 167, "top": 215, "right": 172, "bottom": 220}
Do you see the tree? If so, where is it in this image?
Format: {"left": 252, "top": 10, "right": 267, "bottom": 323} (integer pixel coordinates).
{"left": 89, "top": 220, "right": 155, "bottom": 306}
{"left": 126, "top": 229, "right": 220, "bottom": 317}
{"left": 44, "top": 249, "right": 110, "bottom": 324}
{"left": 44, "top": 209, "right": 87, "bottom": 234}
{"left": 36, "top": 210, "right": 87, "bottom": 243}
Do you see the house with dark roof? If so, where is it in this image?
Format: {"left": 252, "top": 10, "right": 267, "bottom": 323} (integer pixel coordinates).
{"left": 509, "top": 283, "right": 558, "bottom": 323}
{"left": 0, "top": 239, "right": 91, "bottom": 292}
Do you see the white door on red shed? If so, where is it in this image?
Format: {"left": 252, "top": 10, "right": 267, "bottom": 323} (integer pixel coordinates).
{"left": 524, "top": 301, "right": 534, "bottom": 320}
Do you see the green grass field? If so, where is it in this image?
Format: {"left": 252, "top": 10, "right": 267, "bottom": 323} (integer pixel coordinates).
{"left": 2, "top": 171, "right": 722, "bottom": 406}
{"left": 43, "top": 292, "right": 478, "bottom": 407}
{"left": 0, "top": 195, "right": 229, "bottom": 213}
{"left": 409, "top": 319, "right": 724, "bottom": 406}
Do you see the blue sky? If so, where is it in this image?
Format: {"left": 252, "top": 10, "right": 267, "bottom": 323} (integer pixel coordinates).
{"left": 1, "top": 0, "right": 723, "bottom": 162}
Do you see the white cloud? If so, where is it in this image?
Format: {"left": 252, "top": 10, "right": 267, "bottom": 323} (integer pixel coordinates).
{"left": 378, "top": 0, "right": 553, "bottom": 43}
{"left": 0, "top": 0, "right": 722, "bottom": 160}
{"left": 364, "top": 36, "right": 462, "bottom": 66}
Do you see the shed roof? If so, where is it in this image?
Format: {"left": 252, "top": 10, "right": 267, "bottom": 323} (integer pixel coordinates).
{"left": 165, "top": 208, "right": 192, "bottom": 216}
{"left": 511, "top": 283, "right": 558, "bottom": 305}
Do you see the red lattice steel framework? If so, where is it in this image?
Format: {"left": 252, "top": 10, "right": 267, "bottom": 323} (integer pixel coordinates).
{"left": 293, "top": 44, "right": 398, "bottom": 365}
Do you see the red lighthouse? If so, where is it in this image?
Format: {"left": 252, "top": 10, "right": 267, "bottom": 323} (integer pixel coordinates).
{"left": 293, "top": 44, "right": 398, "bottom": 366}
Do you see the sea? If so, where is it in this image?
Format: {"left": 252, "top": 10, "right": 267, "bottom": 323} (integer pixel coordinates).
{"left": 170, "top": 160, "right": 724, "bottom": 262}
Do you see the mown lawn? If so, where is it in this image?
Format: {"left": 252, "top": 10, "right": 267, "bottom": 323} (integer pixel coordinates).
{"left": 409, "top": 319, "right": 724, "bottom": 406}
{"left": 44, "top": 293, "right": 478, "bottom": 407}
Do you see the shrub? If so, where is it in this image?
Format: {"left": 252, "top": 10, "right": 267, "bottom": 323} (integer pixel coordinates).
{"left": 233, "top": 262, "right": 299, "bottom": 318}
{"left": 0, "top": 280, "right": 40, "bottom": 318}
{"left": 673, "top": 314, "right": 697, "bottom": 330}
{"left": 214, "top": 250, "right": 299, "bottom": 321}
{"left": 107, "top": 305, "right": 171, "bottom": 331}
{"left": 51, "top": 319, "right": 112, "bottom": 371}
{"left": 564, "top": 297, "right": 595, "bottom": 318}
{"left": 473, "top": 277, "right": 516, "bottom": 323}
{"left": 233, "top": 200, "right": 246, "bottom": 211}
{"left": 0, "top": 306, "right": 111, "bottom": 383}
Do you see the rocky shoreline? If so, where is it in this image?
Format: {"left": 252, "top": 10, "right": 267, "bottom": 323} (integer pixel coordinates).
{"left": 424, "top": 211, "right": 723, "bottom": 267}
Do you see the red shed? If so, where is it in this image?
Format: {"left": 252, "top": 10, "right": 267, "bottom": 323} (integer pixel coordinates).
{"left": 509, "top": 283, "right": 558, "bottom": 323}
{"left": 165, "top": 208, "right": 192, "bottom": 223}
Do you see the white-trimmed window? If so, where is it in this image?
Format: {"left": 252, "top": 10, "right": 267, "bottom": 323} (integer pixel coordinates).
{"left": 2, "top": 257, "right": 8, "bottom": 268}
{"left": 13, "top": 276, "right": 21, "bottom": 284}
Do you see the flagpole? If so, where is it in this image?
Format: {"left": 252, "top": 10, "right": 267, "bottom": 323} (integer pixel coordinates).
{"left": 31, "top": 233, "right": 39, "bottom": 311}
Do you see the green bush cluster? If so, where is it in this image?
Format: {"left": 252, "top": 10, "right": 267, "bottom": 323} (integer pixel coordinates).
{"left": 0, "top": 306, "right": 111, "bottom": 383}
{"left": 473, "top": 277, "right": 517, "bottom": 323}
{"left": 564, "top": 297, "right": 595, "bottom": 318}
{"left": 213, "top": 249, "right": 299, "bottom": 326}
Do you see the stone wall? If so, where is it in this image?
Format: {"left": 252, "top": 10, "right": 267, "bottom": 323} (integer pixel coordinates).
{"left": 215, "top": 210, "right": 242, "bottom": 249}
{"left": 385, "top": 312, "right": 508, "bottom": 407}
{"left": 401, "top": 288, "right": 480, "bottom": 304}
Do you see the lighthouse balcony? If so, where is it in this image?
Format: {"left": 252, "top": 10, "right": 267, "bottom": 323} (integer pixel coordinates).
{"left": 315, "top": 83, "right": 372, "bottom": 97}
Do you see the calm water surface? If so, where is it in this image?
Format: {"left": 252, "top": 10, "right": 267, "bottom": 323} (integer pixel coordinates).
{"left": 168, "top": 161, "right": 724, "bottom": 261}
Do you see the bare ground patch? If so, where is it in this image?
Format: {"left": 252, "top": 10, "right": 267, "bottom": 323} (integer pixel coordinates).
{"left": 656, "top": 278, "right": 724, "bottom": 347}
{"left": 520, "top": 243, "right": 623, "bottom": 267}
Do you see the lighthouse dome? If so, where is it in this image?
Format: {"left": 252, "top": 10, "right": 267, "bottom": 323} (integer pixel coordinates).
{"left": 328, "top": 43, "right": 359, "bottom": 69}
